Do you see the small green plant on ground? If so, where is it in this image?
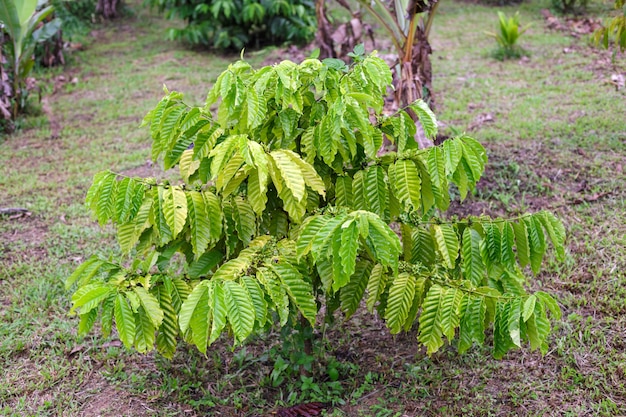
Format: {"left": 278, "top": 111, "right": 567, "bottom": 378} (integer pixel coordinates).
{"left": 146, "top": 0, "right": 316, "bottom": 50}
{"left": 67, "top": 51, "right": 565, "bottom": 377}
{"left": 486, "top": 11, "right": 531, "bottom": 60}
{"left": 593, "top": 0, "right": 626, "bottom": 53}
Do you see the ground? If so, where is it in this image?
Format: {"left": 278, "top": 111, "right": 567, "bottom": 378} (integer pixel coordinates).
{"left": 1, "top": 1, "right": 625, "bottom": 416}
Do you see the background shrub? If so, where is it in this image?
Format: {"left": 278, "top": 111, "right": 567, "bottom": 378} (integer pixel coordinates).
{"left": 146, "top": 0, "right": 316, "bottom": 50}
{"left": 551, "top": 0, "right": 589, "bottom": 15}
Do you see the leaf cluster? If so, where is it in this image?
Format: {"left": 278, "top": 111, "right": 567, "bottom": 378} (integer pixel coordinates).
{"left": 69, "top": 54, "right": 566, "bottom": 360}
{"left": 145, "top": 0, "right": 316, "bottom": 50}
{"left": 593, "top": 0, "right": 626, "bottom": 52}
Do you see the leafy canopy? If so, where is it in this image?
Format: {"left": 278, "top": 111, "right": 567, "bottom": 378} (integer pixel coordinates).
{"left": 146, "top": 0, "right": 316, "bottom": 50}
{"left": 68, "top": 52, "right": 564, "bottom": 359}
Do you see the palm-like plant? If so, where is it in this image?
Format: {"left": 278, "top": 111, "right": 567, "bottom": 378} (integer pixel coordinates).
{"left": 486, "top": 11, "right": 531, "bottom": 60}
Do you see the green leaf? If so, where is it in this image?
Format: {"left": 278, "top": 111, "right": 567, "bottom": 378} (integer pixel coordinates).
{"left": 462, "top": 227, "right": 484, "bottom": 286}
{"left": 340, "top": 260, "right": 372, "bottom": 319}
{"left": 483, "top": 222, "right": 502, "bottom": 265}
{"left": 535, "top": 291, "right": 561, "bottom": 320}
{"left": 95, "top": 172, "right": 117, "bottom": 225}
{"left": 310, "top": 216, "right": 345, "bottom": 261}
{"left": 338, "top": 220, "right": 360, "bottom": 288}
{"left": 155, "top": 285, "right": 178, "bottom": 359}
{"left": 432, "top": 224, "right": 459, "bottom": 269}
{"left": 178, "top": 281, "right": 210, "bottom": 353}
{"left": 271, "top": 262, "right": 317, "bottom": 325}
{"left": 209, "top": 134, "right": 243, "bottom": 177}
{"left": 165, "top": 277, "right": 190, "bottom": 312}
{"left": 242, "top": 276, "right": 268, "bottom": 328}
{"left": 133, "top": 286, "right": 164, "bottom": 328}
{"left": 443, "top": 138, "right": 463, "bottom": 177}
{"left": 526, "top": 216, "right": 546, "bottom": 275}
{"left": 114, "top": 293, "right": 136, "bottom": 349}
{"left": 283, "top": 150, "right": 326, "bottom": 197}
{"left": 364, "top": 213, "right": 401, "bottom": 271}
{"left": 134, "top": 307, "right": 156, "bottom": 353}
{"left": 508, "top": 297, "right": 522, "bottom": 347}
{"left": 458, "top": 295, "right": 486, "bottom": 354}
{"left": 418, "top": 284, "right": 445, "bottom": 355}
{"left": 409, "top": 100, "right": 438, "bottom": 139}
{"left": 153, "top": 187, "right": 173, "bottom": 245}
{"left": 365, "top": 166, "right": 389, "bottom": 220}
{"left": 188, "top": 249, "right": 223, "bottom": 279}
{"left": 366, "top": 264, "right": 387, "bottom": 312}
{"left": 101, "top": 293, "right": 116, "bottom": 338}
{"left": 203, "top": 191, "right": 223, "bottom": 242}
{"left": 538, "top": 211, "right": 566, "bottom": 261}
{"left": 270, "top": 150, "right": 306, "bottom": 202}
{"left": 223, "top": 280, "right": 255, "bottom": 343}
{"left": 512, "top": 220, "right": 530, "bottom": 269}
{"left": 385, "top": 273, "right": 416, "bottom": 334}
{"left": 216, "top": 154, "right": 244, "bottom": 192}
{"left": 66, "top": 256, "right": 111, "bottom": 290}
{"left": 164, "top": 109, "right": 206, "bottom": 170}
{"left": 526, "top": 300, "right": 550, "bottom": 352}
{"left": 427, "top": 146, "right": 450, "bottom": 211}
{"left": 335, "top": 176, "right": 352, "bottom": 208}
{"left": 71, "top": 283, "right": 113, "bottom": 315}
{"left": 493, "top": 300, "right": 515, "bottom": 359}
{"left": 156, "top": 104, "right": 186, "bottom": 161}
{"left": 522, "top": 295, "right": 536, "bottom": 322}
{"left": 247, "top": 168, "right": 269, "bottom": 215}
{"left": 163, "top": 186, "right": 188, "bottom": 239}
{"left": 501, "top": 222, "right": 516, "bottom": 268}
{"left": 296, "top": 215, "right": 331, "bottom": 259}
{"left": 257, "top": 269, "right": 290, "bottom": 326}
{"left": 411, "top": 226, "right": 437, "bottom": 267}
{"left": 231, "top": 196, "right": 256, "bottom": 245}
{"left": 193, "top": 124, "right": 224, "bottom": 160}
{"left": 186, "top": 191, "right": 212, "bottom": 257}
{"left": 388, "top": 159, "right": 421, "bottom": 211}
{"left": 439, "top": 288, "right": 464, "bottom": 342}
{"left": 209, "top": 284, "right": 227, "bottom": 345}
{"left": 78, "top": 309, "right": 98, "bottom": 337}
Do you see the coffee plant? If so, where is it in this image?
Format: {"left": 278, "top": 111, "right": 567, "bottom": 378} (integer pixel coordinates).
{"left": 68, "top": 52, "right": 565, "bottom": 361}
{"left": 146, "top": 0, "right": 316, "bottom": 50}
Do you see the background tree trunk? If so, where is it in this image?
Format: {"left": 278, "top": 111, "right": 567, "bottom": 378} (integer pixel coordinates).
{"left": 97, "top": 0, "right": 122, "bottom": 19}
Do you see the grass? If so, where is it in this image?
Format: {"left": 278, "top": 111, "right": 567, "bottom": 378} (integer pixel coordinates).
{"left": 1, "top": 0, "right": 625, "bottom": 415}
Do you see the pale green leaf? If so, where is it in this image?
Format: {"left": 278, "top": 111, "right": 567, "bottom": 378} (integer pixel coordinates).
{"left": 134, "top": 307, "right": 156, "bottom": 353}
{"left": 432, "top": 224, "right": 459, "bottom": 269}
{"left": 462, "top": 227, "right": 484, "bottom": 286}
{"left": 133, "top": 286, "right": 164, "bottom": 328}
{"left": 223, "top": 280, "right": 255, "bottom": 343}
{"left": 186, "top": 191, "right": 212, "bottom": 257}
{"left": 385, "top": 273, "right": 416, "bottom": 334}
{"left": 271, "top": 262, "right": 317, "bottom": 325}
{"left": 270, "top": 150, "right": 306, "bottom": 202}
{"left": 114, "top": 293, "right": 136, "bottom": 349}
{"left": 418, "top": 284, "right": 445, "bottom": 355}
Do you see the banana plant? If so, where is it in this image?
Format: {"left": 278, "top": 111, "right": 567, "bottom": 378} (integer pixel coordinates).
{"left": 317, "top": 0, "right": 438, "bottom": 108}
{"left": 0, "top": 0, "right": 61, "bottom": 118}
{"left": 358, "top": 0, "right": 439, "bottom": 107}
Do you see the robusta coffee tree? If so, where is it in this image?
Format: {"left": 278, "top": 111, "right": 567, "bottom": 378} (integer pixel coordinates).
{"left": 68, "top": 52, "right": 564, "bottom": 360}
